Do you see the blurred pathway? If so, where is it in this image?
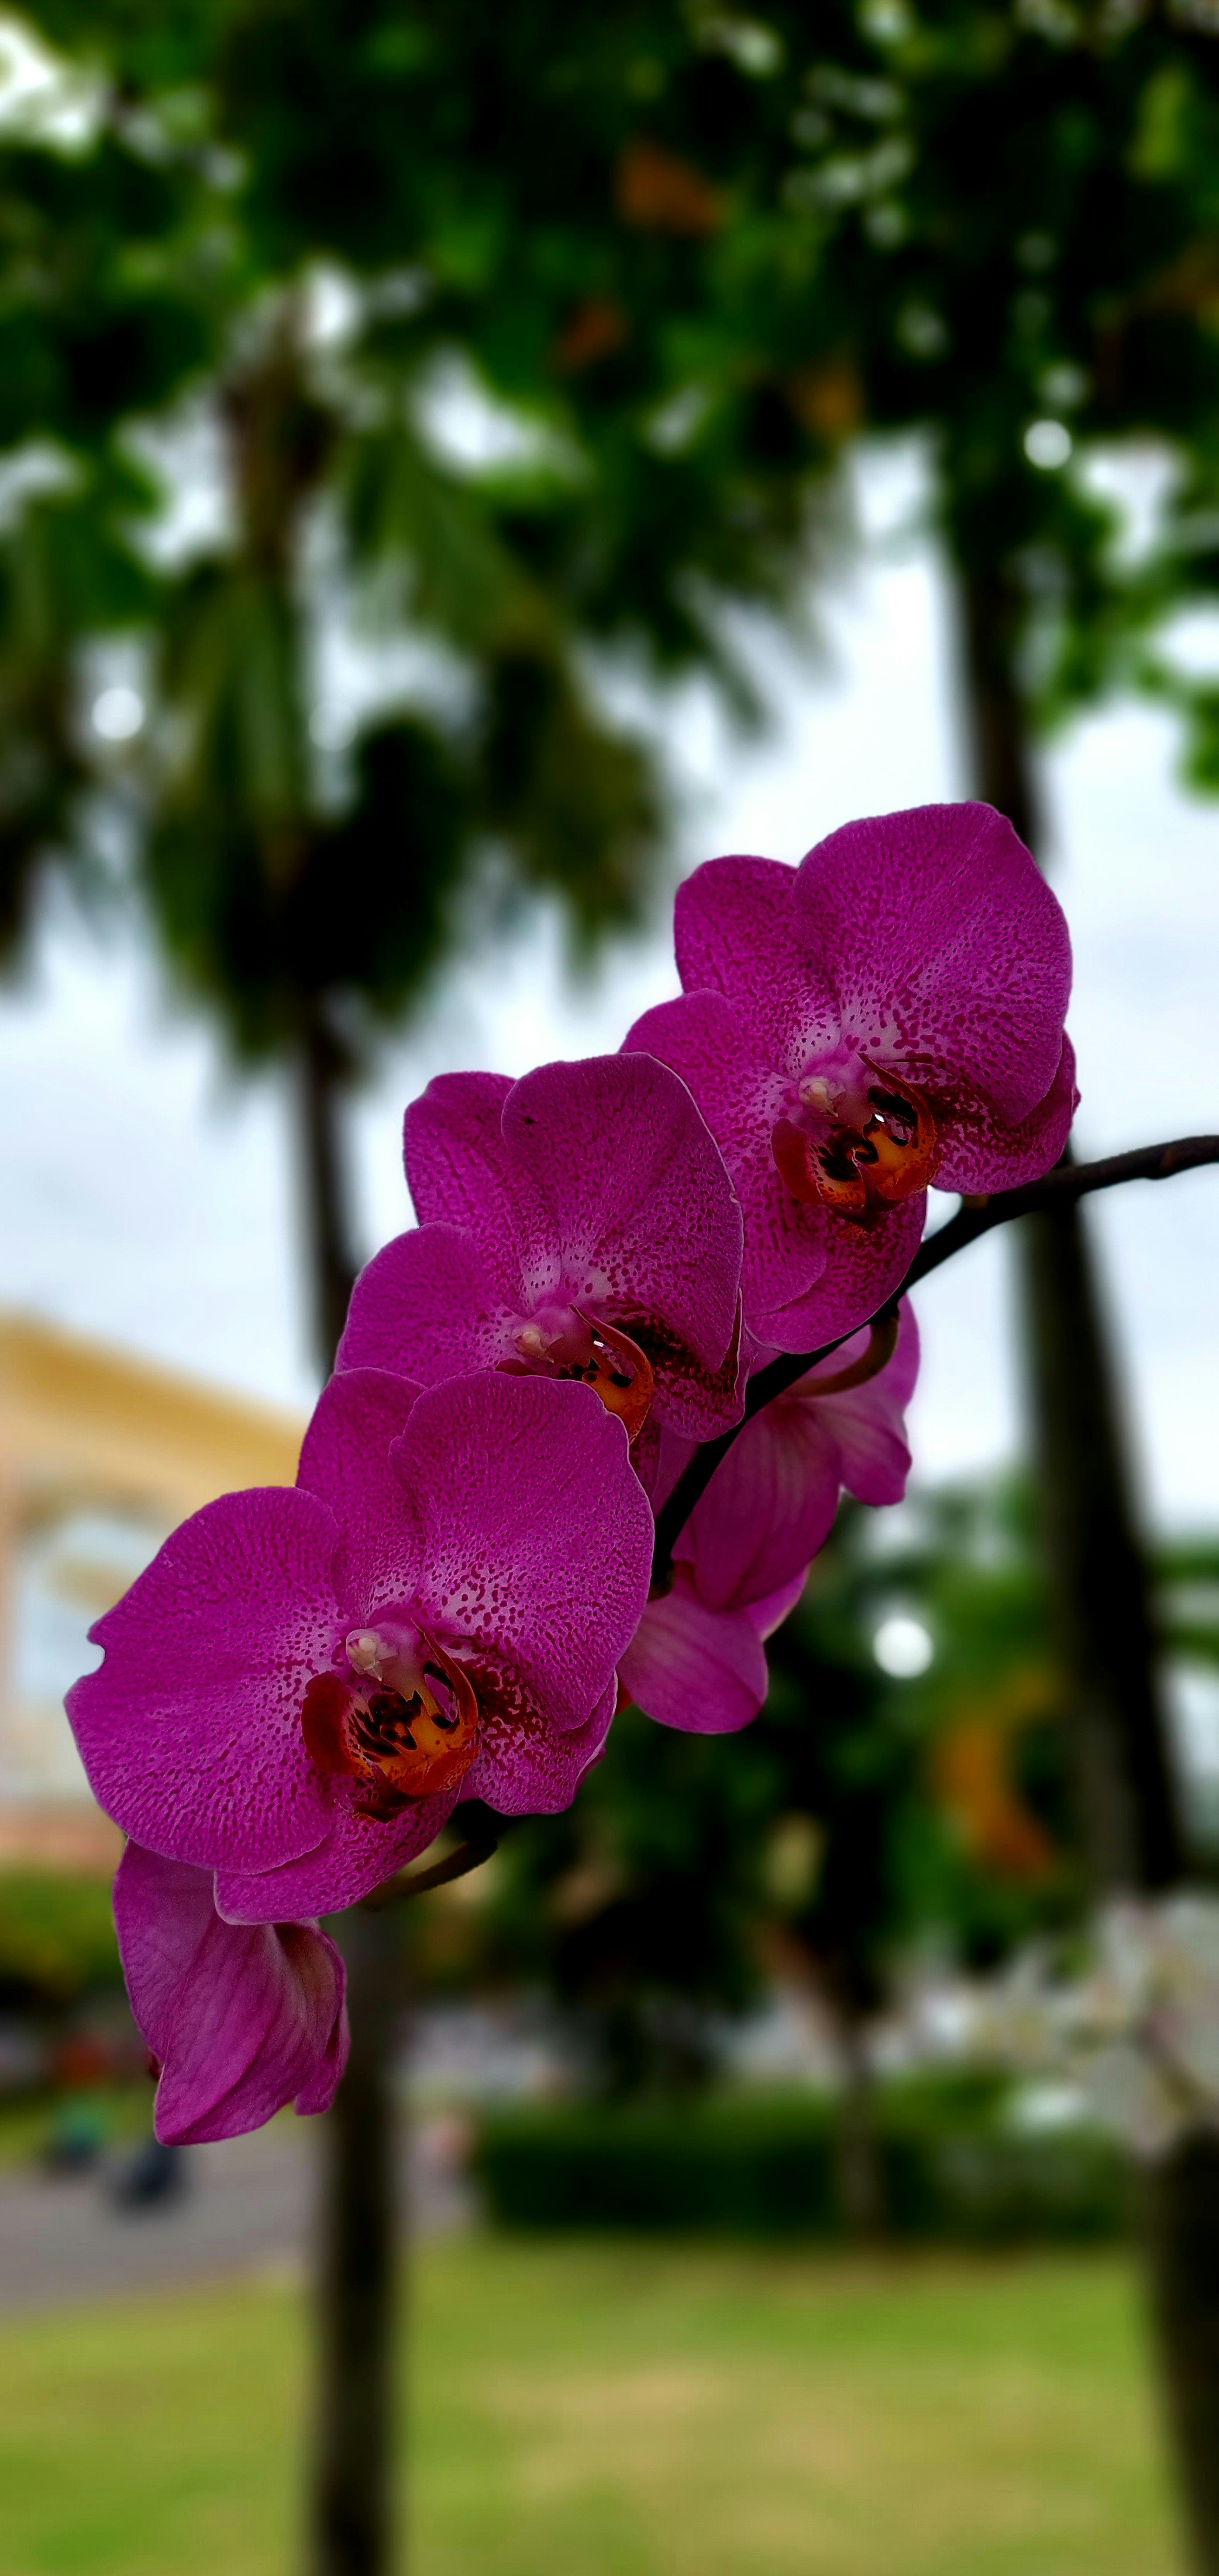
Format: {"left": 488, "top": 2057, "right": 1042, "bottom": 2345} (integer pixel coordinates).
{"left": 0, "top": 2114, "right": 470, "bottom": 2313}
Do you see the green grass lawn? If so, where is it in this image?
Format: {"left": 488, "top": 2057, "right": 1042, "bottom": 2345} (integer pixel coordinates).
{"left": 0, "top": 2241, "right": 1182, "bottom": 2576}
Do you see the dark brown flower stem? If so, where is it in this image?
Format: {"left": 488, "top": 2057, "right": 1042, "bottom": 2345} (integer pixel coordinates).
{"left": 361, "top": 1836, "right": 500, "bottom": 1910}
{"left": 650, "top": 1133, "right": 1219, "bottom": 1587}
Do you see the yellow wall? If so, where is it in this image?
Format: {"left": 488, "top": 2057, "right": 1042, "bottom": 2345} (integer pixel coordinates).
{"left": 0, "top": 1313, "right": 307, "bottom": 1864}
{"left": 0, "top": 1313, "right": 304, "bottom": 1530}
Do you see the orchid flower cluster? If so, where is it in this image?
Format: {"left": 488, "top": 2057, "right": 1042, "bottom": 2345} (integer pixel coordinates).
{"left": 68, "top": 802, "right": 1075, "bottom": 2142}
{"left": 983, "top": 1896, "right": 1219, "bottom": 2161}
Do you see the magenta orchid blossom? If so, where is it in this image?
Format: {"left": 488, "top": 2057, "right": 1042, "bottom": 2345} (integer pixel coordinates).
{"left": 625, "top": 803, "right": 1075, "bottom": 1350}
{"left": 68, "top": 1368, "right": 653, "bottom": 1921}
{"left": 619, "top": 1303, "right": 919, "bottom": 1733}
{"left": 338, "top": 1052, "right": 745, "bottom": 1452}
{"left": 114, "top": 1841, "right": 349, "bottom": 2144}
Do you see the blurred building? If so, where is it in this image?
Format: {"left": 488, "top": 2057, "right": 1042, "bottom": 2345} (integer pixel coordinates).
{"left": 0, "top": 1315, "right": 302, "bottom": 1867}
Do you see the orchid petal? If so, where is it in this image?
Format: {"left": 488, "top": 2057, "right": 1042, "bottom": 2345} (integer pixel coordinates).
{"left": 625, "top": 991, "right": 825, "bottom": 1320}
{"left": 501, "top": 1051, "right": 742, "bottom": 1380}
{"left": 793, "top": 803, "right": 1073, "bottom": 1127}
{"left": 679, "top": 1397, "right": 841, "bottom": 1609}
{"left": 460, "top": 1676, "right": 617, "bottom": 1814}
{"left": 67, "top": 1489, "right": 338, "bottom": 1874}
{"left": 403, "top": 1071, "right": 518, "bottom": 1284}
{"left": 391, "top": 1373, "right": 653, "bottom": 1735}
{"left": 800, "top": 1302, "right": 919, "bottom": 1508}
{"left": 339, "top": 1226, "right": 516, "bottom": 1384}
{"left": 297, "top": 1367, "right": 423, "bottom": 1614}
{"left": 115, "top": 1842, "right": 348, "bottom": 2144}
{"left": 675, "top": 854, "right": 837, "bottom": 1071}
{"left": 935, "top": 1034, "right": 1079, "bottom": 1193}
{"left": 750, "top": 1193, "right": 924, "bottom": 1353}
{"left": 215, "top": 1784, "right": 458, "bottom": 1921}
{"left": 618, "top": 1573, "right": 769, "bottom": 1734}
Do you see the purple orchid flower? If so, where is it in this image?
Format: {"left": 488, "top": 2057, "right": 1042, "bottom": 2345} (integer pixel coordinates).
{"left": 619, "top": 1303, "right": 919, "bottom": 1733}
{"left": 337, "top": 1052, "right": 745, "bottom": 1453}
{"left": 624, "top": 803, "right": 1076, "bottom": 1350}
{"left": 114, "top": 1841, "right": 348, "bottom": 2144}
{"left": 68, "top": 1368, "right": 652, "bottom": 1921}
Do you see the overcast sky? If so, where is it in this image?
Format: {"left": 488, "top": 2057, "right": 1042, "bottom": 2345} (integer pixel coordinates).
{"left": 4, "top": 448, "right": 1218, "bottom": 1534}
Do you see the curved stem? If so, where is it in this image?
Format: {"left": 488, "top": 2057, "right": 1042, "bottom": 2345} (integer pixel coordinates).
{"left": 801, "top": 1310, "right": 900, "bottom": 1398}
{"left": 361, "top": 1836, "right": 499, "bottom": 1911}
{"left": 651, "top": 1131, "right": 1219, "bottom": 1583}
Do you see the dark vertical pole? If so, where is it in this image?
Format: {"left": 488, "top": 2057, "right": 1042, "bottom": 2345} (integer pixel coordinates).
{"left": 1143, "top": 2138, "right": 1219, "bottom": 2575}
{"left": 958, "top": 568, "right": 1219, "bottom": 2576}
{"left": 1018, "top": 1196, "right": 1182, "bottom": 1892}
{"left": 294, "top": 1010, "right": 405, "bottom": 2576}
{"left": 298, "top": 1003, "right": 363, "bottom": 1378}
{"left": 314, "top": 1905, "right": 407, "bottom": 2576}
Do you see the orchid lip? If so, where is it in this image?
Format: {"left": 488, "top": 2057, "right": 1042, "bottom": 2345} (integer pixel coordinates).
{"left": 505, "top": 1301, "right": 654, "bottom": 1442}
{"left": 773, "top": 1061, "right": 939, "bottom": 1225}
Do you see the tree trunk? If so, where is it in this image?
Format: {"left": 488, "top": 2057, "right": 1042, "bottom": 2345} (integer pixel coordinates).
{"left": 956, "top": 568, "right": 1182, "bottom": 1890}
{"left": 293, "top": 1012, "right": 405, "bottom": 2576}
{"left": 298, "top": 1002, "right": 363, "bottom": 1377}
{"left": 312, "top": 1906, "right": 407, "bottom": 2576}
{"left": 957, "top": 566, "right": 1215, "bottom": 2571}
{"left": 1144, "top": 2138, "right": 1219, "bottom": 2576}
{"left": 834, "top": 2021, "right": 886, "bottom": 2243}
{"left": 1018, "top": 1195, "right": 1182, "bottom": 1892}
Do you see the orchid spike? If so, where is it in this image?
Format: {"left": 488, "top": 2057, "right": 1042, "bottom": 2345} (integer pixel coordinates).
{"left": 625, "top": 803, "right": 1076, "bottom": 1350}
{"left": 338, "top": 1053, "right": 745, "bottom": 1449}
{"left": 68, "top": 1368, "right": 653, "bottom": 1920}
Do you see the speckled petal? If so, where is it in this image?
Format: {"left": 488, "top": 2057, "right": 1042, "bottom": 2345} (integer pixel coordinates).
{"left": 501, "top": 1052, "right": 742, "bottom": 1381}
{"left": 459, "top": 1673, "right": 616, "bottom": 1814}
{"left": 935, "top": 1035, "right": 1078, "bottom": 1193}
{"left": 624, "top": 991, "right": 825, "bottom": 1320}
{"left": 114, "top": 1842, "right": 349, "bottom": 2144}
{"left": 214, "top": 1783, "right": 459, "bottom": 1921}
{"left": 674, "top": 854, "right": 838, "bottom": 1071}
{"left": 392, "top": 1373, "right": 653, "bottom": 1735}
{"left": 67, "top": 1488, "right": 339, "bottom": 1875}
{"left": 402, "top": 1071, "right": 519, "bottom": 1289}
{"left": 751, "top": 1192, "right": 924, "bottom": 1353}
{"left": 338, "top": 1226, "right": 517, "bottom": 1388}
{"left": 643, "top": 1305, "right": 748, "bottom": 1444}
{"left": 793, "top": 803, "right": 1072, "bottom": 1127}
{"left": 297, "top": 1367, "right": 423, "bottom": 1615}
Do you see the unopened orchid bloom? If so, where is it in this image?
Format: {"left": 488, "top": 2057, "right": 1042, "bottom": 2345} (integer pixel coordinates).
{"left": 68, "top": 1368, "right": 653, "bottom": 1921}
{"left": 619, "top": 1304, "right": 919, "bottom": 1733}
{"left": 114, "top": 1841, "right": 348, "bottom": 2144}
{"left": 338, "top": 1053, "right": 745, "bottom": 1450}
{"left": 625, "top": 803, "right": 1075, "bottom": 1349}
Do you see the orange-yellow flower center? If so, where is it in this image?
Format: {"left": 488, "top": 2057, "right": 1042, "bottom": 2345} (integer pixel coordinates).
{"left": 301, "top": 1633, "right": 478, "bottom": 1817}
{"left": 772, "top": 1069, "right": 938, "bottom": 1227}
